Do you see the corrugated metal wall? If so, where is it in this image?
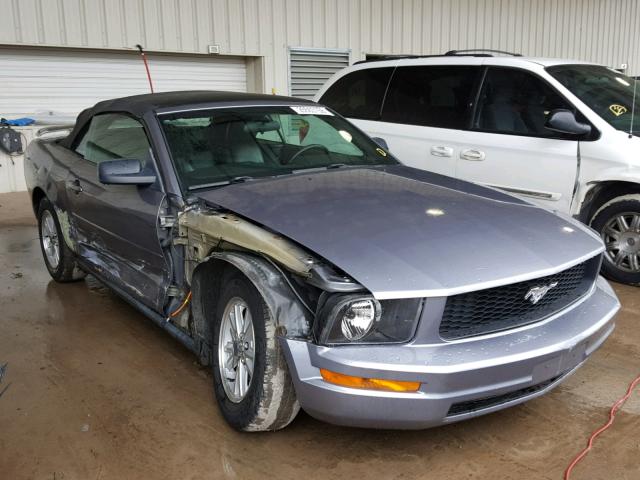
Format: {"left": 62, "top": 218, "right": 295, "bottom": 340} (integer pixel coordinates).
{"left": 1, "top": 0, "right": 639, "bottom": 94}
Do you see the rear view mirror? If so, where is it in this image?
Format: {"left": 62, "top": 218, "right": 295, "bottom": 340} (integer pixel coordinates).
{"left": 545, "top": 109, "right": 592, "bottom": 136}
{"left": 244, "top": 120, "right": 281, "bottom": 134}
{"left": 372, "top": 137, "right": 389, "bottom": 149}
{"left": 98, "top": 159, "right": 157, "bottom": 185}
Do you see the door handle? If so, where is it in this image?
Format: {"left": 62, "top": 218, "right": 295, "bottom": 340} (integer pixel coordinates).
{"left": 460, "top": 149, "right": 485, "bottom": 161}
{"left": 430, "top": 146, "right": 454, "bottom": 157}
{"left": 67, "top": 179, "right": 83, "bottom": 194}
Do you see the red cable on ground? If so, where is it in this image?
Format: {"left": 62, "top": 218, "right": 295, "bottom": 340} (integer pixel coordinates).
{"left": 564, "top": 373, "right": 640, "bottom": 479}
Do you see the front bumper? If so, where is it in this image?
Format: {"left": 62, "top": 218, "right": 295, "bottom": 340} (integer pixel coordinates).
{"left": 281, "top": 277, "right": 619, "bottom": 429}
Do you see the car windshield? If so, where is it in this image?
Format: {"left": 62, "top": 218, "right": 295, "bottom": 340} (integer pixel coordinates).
{"left": 547, "top": 64, "right": 640, "bottom": 134}
{"left": 159, "top": 105, "right": 398, "bottom": 190}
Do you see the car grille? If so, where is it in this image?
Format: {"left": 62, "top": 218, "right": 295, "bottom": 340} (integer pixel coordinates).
{"left": 446, "top": 375, "right": 562, "bottom": 417}
{"left": 439, "top": 256, "right": 600, "bottom": 340}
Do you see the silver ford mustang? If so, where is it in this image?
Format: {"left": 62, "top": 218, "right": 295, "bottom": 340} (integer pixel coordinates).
{"left": 25, "top": 91, "right": 620, "bottom": 431}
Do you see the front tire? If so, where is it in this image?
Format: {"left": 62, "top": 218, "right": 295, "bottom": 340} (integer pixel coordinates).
{"left": 590, "top": 194, "right": 640, "bottom": 285}
{"left": 211, "top": 270, "right": 300, "bottom": 431}
{"left": 37, "top": 198, "right": 85, "bottom": 282}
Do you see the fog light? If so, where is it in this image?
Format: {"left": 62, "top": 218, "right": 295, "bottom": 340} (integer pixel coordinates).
{"left": 340, "top": 299, "right": 377, "bottom": 341}
{"left": 320, "top": 369, "right": 420, "bottom": 392}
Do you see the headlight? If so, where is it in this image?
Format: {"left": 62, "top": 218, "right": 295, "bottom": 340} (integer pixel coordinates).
{"left": 315, "top": 294, "right": 424, "bottom": 345}
{"left": 340, "top": 299, "right": 379, "bottom": 340}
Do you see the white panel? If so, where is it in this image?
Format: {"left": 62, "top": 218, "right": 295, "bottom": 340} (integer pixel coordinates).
{"left": 14, "top": 0, "right": 38, "bottom": 44}
{"left": 0, "top": 47, "right": 247, "bottom": 117}
{"left": 227, "top": 0, "right": 244, "bottom": 53}
{"left": 311, "top": 0, "right": 323, "bottom": 46}
{"left": 0, "top": 0, "right": 16, "bottom": 43}
{"left": 59, "top": 0, "right": 85, "bottom": 46}
{"left": 40, "top": 0, "right": 64, "bottom": 45}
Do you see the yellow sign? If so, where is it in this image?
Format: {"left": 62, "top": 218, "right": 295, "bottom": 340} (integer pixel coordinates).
{"left": 609, "top": 104, "right": 628, "bottom": 116}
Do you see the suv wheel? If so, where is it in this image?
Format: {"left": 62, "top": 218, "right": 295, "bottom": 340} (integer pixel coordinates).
{"left": 37, "top": 199, "right": 86, "bottom": 282}
{"left": 211, "top": 270, "right": 300, "bottom": 431}
{"left": 590, "top": 194, "right": 640, "bottom": 285}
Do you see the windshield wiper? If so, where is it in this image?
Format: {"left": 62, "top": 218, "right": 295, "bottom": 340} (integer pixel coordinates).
{"left": 291, "top": 163, "right": 349, "bottom": 174}
{"left": 188, "top": 176, "right": 255, "bottom": 191}
{"left": 229, "top": 175, "right": 254, "bottom": 183}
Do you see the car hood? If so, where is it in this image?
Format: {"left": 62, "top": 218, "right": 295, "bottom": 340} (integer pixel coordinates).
{"left": 196, "top": 165, "right": 604, "bottom": 299}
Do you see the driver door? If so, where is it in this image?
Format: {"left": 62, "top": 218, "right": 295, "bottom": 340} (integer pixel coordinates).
{"left": 65, "top": 113, "right": 169, "bottom": 311}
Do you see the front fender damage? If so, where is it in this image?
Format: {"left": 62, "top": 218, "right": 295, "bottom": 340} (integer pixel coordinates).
{"left": 179, "top": 208, "right": 316, "bottom": 278}
{"left": 213, "top": 252, "right": 312, "bottom": 338}
{"left": 177, "top": 205, "right": 365, "bottom": 362}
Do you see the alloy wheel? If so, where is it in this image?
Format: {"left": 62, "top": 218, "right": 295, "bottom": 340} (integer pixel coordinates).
{"left": 218, "top": 297, "right": 256, "bottom": 403}
{"left": 602, "top": 212, "right": 640, "bottom": 273}
{"left": 41, "top": 210, "right": 60, "bottom": 269}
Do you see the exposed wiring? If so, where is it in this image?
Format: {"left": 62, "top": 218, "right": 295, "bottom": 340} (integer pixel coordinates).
{"left": 168, "top": 291, "right": 192, "bottom": 319}
{"left": 564, "top": 372, "right": 640, "bottom": 479}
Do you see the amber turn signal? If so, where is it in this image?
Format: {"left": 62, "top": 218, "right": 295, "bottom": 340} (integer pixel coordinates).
{"left": 320, "top": 369, "right": 421, "bottom": 392}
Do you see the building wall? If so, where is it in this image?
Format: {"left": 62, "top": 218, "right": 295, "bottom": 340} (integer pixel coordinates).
{"left": 1, "top": 0, "right": 639, "bottom": 93}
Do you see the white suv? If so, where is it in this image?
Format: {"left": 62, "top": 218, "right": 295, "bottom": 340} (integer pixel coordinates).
{"left": 315, "top": 50, "right": 640, "bottom": 285}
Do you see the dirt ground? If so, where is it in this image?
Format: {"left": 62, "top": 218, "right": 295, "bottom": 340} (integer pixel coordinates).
{"left": 0, "top": 191, "right": 638, "bottom": 480}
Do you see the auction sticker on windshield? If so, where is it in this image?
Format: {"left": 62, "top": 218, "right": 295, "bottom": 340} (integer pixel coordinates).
{"left": 290, "top": 105, "right": 333, "bottom": 115}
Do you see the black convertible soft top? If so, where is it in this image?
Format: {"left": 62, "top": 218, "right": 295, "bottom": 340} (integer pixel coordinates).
{"left": 61, "top": 90, "right": 315, "bottom": 149}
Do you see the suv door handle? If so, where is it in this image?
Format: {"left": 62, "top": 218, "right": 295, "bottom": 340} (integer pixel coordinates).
{"left": 67, "top": 179, "right": 83, "bottom": 194}
{"left": 430, "top": 146, "right": 454, "bottom": 157}
{"left": 460, "top": 149, "right": 485, "bottom": 161}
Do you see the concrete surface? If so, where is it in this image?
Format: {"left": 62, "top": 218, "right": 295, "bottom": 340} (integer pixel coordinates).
{"left": 0, "top": 191, "right": 638, "bottom": 480}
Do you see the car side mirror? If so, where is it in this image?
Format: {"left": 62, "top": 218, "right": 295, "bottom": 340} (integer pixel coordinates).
{"left": 98, "top": 159, "right": 157, "bottom": 185}
{"left": 545, "top": 109, "right": 592, "bottom": 136}
{"left": 372, "top": 137, "right": 389, "bottom": 149}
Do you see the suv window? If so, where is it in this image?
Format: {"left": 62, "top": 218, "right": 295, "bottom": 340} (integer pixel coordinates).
{"left": 474, "top": 67, "right": 573, "bottom": 137}
{"left": 381, "top": 66, "right": 480, "bottom": 129}
{"left": 75, "top": 114, "right": 151, "bottom": 165}
{"left": 319, "top": 67, "right": 394, "bottom": 120}
{"left": 548, "top": 64, "right": 640, "bottom": 134}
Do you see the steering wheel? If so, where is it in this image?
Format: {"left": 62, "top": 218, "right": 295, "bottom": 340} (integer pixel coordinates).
{"left": 285, "top": 144, "right": 331, "bottom": 164}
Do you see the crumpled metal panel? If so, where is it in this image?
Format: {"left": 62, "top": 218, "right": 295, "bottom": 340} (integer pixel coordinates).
{"left": 207, "top": 252, "right": 311, "bottom": 338}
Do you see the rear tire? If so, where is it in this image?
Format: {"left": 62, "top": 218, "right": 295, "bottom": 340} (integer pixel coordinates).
{"left": 211, "top": 269, "right": 300, "bottom": 431}
{"left": 37, "top": 198, "right": 85, "bottom": 282}
{"left": 590, "top": 194, "right": 640, "bottom": 285}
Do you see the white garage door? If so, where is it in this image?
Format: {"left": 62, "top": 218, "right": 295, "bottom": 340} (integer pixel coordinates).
{"left": 0, "top": 48, "right": 247, "bottom": 118}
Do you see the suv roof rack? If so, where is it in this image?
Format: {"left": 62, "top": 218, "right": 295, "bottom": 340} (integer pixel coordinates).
{"left": 445, "top": 49, "right": 522, "bottom": 57}
{"left": 353, "top": 49, "right": 522, "bottom": 65}
{"left": 354, "top": 54, "right": 440, "bottom": 65}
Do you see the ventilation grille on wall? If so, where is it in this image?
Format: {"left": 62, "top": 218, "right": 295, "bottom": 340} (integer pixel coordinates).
{"left": 289, "top": 48, "right": 350, "bottom": 100}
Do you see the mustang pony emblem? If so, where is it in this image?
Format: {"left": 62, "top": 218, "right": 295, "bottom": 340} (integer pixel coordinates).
{"left": 525, "top": 282, "right": 559, "bottom": 304}
{"left": 609, "top": 104, "right": 628, "bottom": 117}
